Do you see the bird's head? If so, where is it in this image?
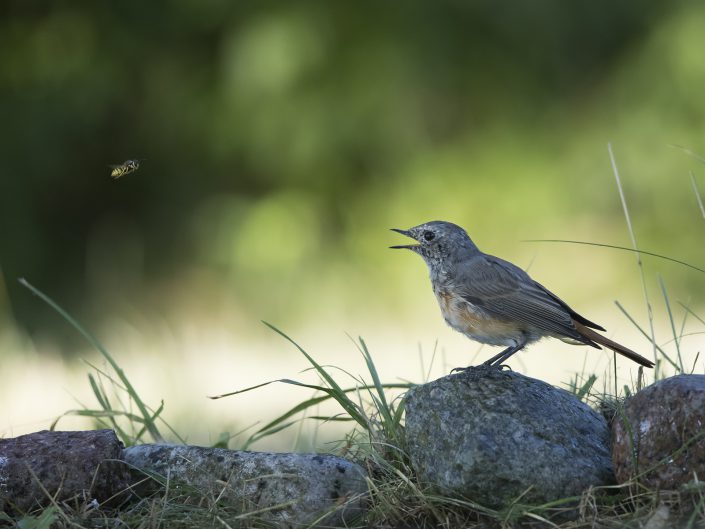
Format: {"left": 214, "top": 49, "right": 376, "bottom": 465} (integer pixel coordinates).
{"left": 390, "top": 221, "right": 479, "bottom": 273}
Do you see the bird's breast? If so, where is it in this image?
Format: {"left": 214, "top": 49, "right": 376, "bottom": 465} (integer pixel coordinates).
{"left": 433, "top": 287, "right": 525, "bottom": 346}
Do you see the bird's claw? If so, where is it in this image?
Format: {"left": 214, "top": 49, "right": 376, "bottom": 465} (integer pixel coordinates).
{"left": 450, "top": 362, "right": 512, "bottom": 373}
{"left": 482, "top": 361, "right": 513, "bottom": 370}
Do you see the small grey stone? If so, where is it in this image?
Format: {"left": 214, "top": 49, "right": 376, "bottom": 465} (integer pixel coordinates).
{"left": 0, "top": 429, "right": 130, "bottom": 514}
{"left": 642, "top": 504, "right": 672, "bottom": 529}
{"left": 123, "top": 444, "right": 368, "bottom": 528}
{"left": 404, "top": 366, "right": 614, "bottom": 508}
{"left": 612, "top": 374, "right": 705, "bottom": 489}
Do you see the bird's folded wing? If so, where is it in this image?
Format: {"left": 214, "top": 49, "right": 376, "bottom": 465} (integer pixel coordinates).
{"left": 456, "top": 256, "right": 585, "bottom": 341}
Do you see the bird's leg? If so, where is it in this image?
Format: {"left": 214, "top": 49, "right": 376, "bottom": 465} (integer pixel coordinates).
{"left": 481, "top": 347, "right": 516, "bottom": 367}
{"left": 484, "top": 341, "right": 526, "bottom": 368}
{"left": 450, "top": 340, "right": 527, "bottom": 373}
{"left": 449, "top": 345, "right": 514, "bottom": 373}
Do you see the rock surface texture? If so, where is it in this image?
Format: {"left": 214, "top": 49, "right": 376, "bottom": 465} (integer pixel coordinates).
{"left": 123, "top": 444, "right": 368, "bottom": 528}
{"left": 0, "top": 429, "right": 130, "bottom": 513}
{"left": 404, "top": 366, "right": 614, "bottom": 507}
{"left": 612, "top": 374, "right": 705, "bottom": 488}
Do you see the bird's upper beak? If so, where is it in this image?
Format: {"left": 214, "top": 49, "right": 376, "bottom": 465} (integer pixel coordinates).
{"left": 389, "top": 228, "right": 420, "bottom": 250}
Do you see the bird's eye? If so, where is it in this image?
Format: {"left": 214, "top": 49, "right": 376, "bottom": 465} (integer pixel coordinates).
{"left": 423, "top": 231, "right": 435, "bottom": 241}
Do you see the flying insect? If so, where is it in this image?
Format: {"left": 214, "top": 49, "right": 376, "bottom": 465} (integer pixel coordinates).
{"left": 109, "top": 159, "right": 141, "bottom": 179}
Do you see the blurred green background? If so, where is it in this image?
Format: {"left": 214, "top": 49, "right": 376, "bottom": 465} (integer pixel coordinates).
{"left": 1, "top": 1, "right": 704, "bottom": 445}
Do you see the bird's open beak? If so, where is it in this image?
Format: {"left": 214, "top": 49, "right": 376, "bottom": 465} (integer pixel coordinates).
{"left": 389, "top": 228, "right": 419, "bottom": 250}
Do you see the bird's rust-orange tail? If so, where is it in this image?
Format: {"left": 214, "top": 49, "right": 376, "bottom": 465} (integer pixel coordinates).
{"left": 572, "top": 320, "right": 655, "bottom": 368}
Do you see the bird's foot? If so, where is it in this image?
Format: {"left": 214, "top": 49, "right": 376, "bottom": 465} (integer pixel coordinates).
{"left": 481, "top": 360, "right": 513, "bottom": 371}
{"left": 451, "top": 362, "right": 512, "bottom": 374}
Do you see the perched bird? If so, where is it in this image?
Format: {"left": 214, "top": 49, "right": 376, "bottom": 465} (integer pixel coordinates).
{"left": 391, "top": 220, "right": 654, "bottom": 369}
{"left": 109, "top": 159, "right": 141, "bottom": 179}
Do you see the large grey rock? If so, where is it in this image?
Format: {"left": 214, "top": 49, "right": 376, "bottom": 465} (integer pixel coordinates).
{"left": 404, "top": 366, "right": 614, "bottom": 507}
{"left": 123, "top": 444, "right": 368, "bottom": 528}
{"left": 612, "top": 374, "right": 705, "bottom": 489}
{"left": 0, "top": 429, "right": 130, "bottom": 514}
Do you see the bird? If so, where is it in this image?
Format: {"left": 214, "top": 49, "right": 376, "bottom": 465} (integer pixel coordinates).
{"left": 390, "top": 220, "right": 654, "bottom": 369}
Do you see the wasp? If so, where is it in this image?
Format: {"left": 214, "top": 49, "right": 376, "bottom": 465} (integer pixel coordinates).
{"left": 109, "top": 159, "right": 141, "bottom": 179}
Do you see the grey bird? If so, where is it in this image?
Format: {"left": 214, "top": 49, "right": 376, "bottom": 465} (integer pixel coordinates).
{"left": 391, "top": 220, "right": 654, "bottom": 368}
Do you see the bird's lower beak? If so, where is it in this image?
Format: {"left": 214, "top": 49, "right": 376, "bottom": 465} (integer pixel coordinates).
{"left": 389, "top": 228, "right": 420, "bottom": 250}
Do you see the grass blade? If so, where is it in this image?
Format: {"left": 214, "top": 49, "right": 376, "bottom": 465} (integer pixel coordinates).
{"left": 669, "top": 144, "right": 705, "bottom": 165}
{"left": 88, "top": 373, "right": 111, "bottom": 415}
{"left": 209, "top": 379, "right": 283, "bottom": 399}
{"left": 678, "top": 301, "right": 705, "bottom": 327}
{"left": 608, "top": 143, "right": 658, "bottom": 367}
{"left": 354, "top": 337, "right": 400, "bottom": 438}
{"left": 615, "top": 301, "right": 679, "bottom": 370}
{"left": 217, "top": 375, "right": 410, "bottom": 447}
{"left": 658, "top": 274, "right": 684, "bottom": 372}
{"left": 246, "top": 393, "right": 332, "bottom": 442}
{"left": 679, "top": 296, "right": 691, "bottom": 344}
{"left": 358, "top": 337, "right": 390, "bottom": 415}
{"left": 262, "top": 321, "right": 369, "bottom": 428}
{"left": 690, "top": 171, "right": 705, "bottom": 220}
{"left": 19, "top": 278, "right": 164, "bottom": 442}
{"left": 522, "top": 240, "right": 705, "bottom": 275}
{"left": 245, "top": 421, "right": 299, "bottom": 448}
{"left": 574, "top": 373, "right": 597, "bottom": 400}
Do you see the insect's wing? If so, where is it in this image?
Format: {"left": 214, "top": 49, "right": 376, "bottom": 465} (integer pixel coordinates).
{"left": 108, "top": 160, "right": 141, "bottom": 179}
